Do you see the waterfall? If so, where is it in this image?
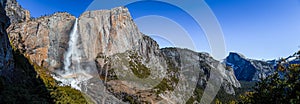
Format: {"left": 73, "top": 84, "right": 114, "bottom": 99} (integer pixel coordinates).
{"left": 64, "top": 18, "right": 80, "bottom": 72}
{"left": 53, "top": 18, "right": 93, "bottom": 91}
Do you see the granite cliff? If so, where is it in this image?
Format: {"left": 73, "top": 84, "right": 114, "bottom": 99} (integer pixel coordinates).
{"left": 8, "top": 12, "right": 76, "bottom": 70}
{"left": 5, "top": 0, "right": 30, "bottom": 24}
{"left": 225, "top": 52, "right": 274, "bottom": 81}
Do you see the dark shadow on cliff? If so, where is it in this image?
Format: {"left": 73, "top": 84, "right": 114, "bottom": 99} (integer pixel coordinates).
{"left": 0, "top": 49, "right": 53, "bottom": 103}
{"left": 0, "top": 49, "right": 90, "bottom": 103}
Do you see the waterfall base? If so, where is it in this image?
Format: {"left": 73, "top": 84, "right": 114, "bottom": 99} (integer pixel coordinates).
{"left": 53, "top": 71, "right": 93, "bottom": 90}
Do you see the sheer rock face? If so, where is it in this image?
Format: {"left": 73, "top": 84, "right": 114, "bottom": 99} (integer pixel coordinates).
{"left": 78, "top": 7, "right": 143, "bottom": 60}
{"left": 5, "top": 0, "right": 75, "bottom": 71}
{"left": 7, "top": 13, "right": 76, "bottom": 70}
{"left": 161, "top": 48, "right": 240, "bottom": 96}
{"left": 225, "top": 52, "right": 274, "bottom": 81}
{"left": 78, "top": 7, "right": 162, "bottom": 61}
{"left": 78, "top": 7, "right": 167, "bottom": 80}
{"left": 79, "top": 7, "right": 168, "bottom": 103}
{"left": 5, "top": 0, "right": 30, "bottom": 24}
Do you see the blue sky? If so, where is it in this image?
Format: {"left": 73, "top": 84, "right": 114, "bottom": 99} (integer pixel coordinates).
{"left": 17, "top": 0, "right": 300, "bottom": 60}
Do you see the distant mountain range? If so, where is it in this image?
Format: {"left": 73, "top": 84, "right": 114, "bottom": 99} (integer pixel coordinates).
{"left": 225, "top": 51, "right": 300, "bottom": 81}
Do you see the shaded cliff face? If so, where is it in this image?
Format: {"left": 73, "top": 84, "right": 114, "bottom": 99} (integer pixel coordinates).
{"left": 225, "top": 52, "right": 274, "bottom": 81}
{"left": 0, "top": 0, "right": 14, "bottom": 80}
{"left": 7, "top": 13, "right": 76, "bottom": 70}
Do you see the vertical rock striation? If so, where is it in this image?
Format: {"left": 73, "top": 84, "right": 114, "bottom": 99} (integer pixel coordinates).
{"left": 78, "top": 7, "right": 143, "bottom": 59}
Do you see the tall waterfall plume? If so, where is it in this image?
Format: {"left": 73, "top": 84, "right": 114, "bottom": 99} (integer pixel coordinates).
{"left": 53, "top": 18, "right": 93, "bottom": 90}
{"left": 64, "top": 18, "right": 81, "bottom": 71}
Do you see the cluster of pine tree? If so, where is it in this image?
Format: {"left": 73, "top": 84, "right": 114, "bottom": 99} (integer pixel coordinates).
{"left": 241, "top": 51, "right": 300, "bottom": 104}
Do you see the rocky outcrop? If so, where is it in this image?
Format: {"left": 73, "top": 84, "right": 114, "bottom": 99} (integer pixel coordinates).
{"left": 161, "top": 48, "right": 240, "bottom": 94}
{"left": 5, "top": 0, "right": 30, "bottom": 24}
{"left": 7, "top": 13, "right": 76, "bottom": 70}
{"left": 78, "top": 7, "right": 144, "bottom": 60}
{"left": 0, "top": 0, "right": 14, "bottom": 81}
{"left": 225, "top": 52, "right": 274, "bottom": 81}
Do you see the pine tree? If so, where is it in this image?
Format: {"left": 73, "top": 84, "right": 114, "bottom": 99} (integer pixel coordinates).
{"left": 242, "top": 52, "right": 300, "bottom": 103}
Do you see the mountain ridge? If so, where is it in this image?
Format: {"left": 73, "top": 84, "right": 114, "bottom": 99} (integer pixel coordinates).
{"left": 225, "top": 51, "right": 300, "bottom": 81}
